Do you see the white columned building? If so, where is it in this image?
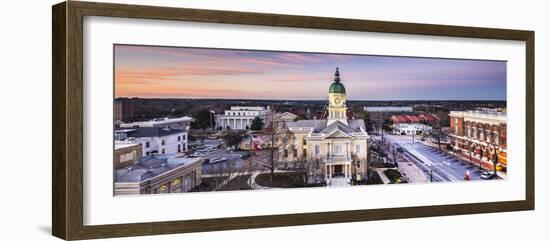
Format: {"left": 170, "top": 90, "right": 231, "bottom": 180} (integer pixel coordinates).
{"left": 215, "top": 106, "right": 271, "bottom": 130}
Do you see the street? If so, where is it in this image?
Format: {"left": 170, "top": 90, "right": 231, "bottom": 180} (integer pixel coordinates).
{"left": 378, "top": 134, "right": 483, "bottom": 182}
{"left": 201, "top": 148, "right": 271, "bottom": 175}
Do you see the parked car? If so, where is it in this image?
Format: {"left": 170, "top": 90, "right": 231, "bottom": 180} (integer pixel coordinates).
{"left": 209, "top": 157, "right": 227, "bottom": 164}
{"left": 480, "top": 171, "right": 497, "bottom": 180}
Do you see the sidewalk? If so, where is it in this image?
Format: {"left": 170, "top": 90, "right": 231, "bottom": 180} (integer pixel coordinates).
{"left": 397, "top": 161, "right": 428, "bottom": 183}
{"left": 376, "top": 169, "right": 391, "bottom": 184}
{"left": 443, "top": 149, "right": 508, "bottom": 179}
{"left": 248, "top": 171, "right": 273, "bottom": 189}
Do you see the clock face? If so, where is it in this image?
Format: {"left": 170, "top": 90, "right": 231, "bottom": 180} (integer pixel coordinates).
{"left": 334, "top": 98, "right": 341, "bottom": 104}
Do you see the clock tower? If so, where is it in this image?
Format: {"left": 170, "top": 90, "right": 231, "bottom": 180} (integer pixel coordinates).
{"left": 327, "top": 67, "right": 348, "bottom": 126}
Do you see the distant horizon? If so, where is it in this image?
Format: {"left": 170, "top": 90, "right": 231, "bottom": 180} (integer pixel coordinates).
{"left": 115, "top": 45, "right": 507, "bottom": 100}
{"left": 115, "top": 96, "right": 507, "bottom": 102}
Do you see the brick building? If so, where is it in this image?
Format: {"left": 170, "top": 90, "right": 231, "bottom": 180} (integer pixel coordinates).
{"left": 449, "top": 110, "right": 507, "bottom": 171}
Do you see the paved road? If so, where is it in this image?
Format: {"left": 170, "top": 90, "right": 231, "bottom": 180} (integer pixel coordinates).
{"left": 379, "top": 134, "right": 483, "bottom": 182}
{"left": 201, "top": 149, "right": 271, "bottom": 175}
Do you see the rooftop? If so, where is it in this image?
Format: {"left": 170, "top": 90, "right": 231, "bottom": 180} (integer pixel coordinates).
{"left": 287, "top": 119, "right": 366, "bottom": 134}
{"left": 119, "top": 116, "right": 193, "bottom": 128}
{"left": 115, "top": 142, "right": 140, "bottom": 150}
{"left": 450, "top": 110, "right": 507, "bottom": 122}
{"left": 364, "top": 106, "right": 413, "bottom": 112}
{"left": 115, "top": 127, "right": 185, "bottom": 138}
{"left": 230, "top": 106, "right": 268, "bottom": 111}
{"left": 115, "top": 154, "right": 201, "bottom": 183}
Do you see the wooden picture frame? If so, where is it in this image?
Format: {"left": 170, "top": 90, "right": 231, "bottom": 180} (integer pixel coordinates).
{"left": 52, "top": 1, "right": 534, "bottom": 240}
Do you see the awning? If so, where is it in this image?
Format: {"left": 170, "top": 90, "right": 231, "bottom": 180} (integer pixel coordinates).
{"left": 498, "top": 152, "right": 507, "bottom": 166}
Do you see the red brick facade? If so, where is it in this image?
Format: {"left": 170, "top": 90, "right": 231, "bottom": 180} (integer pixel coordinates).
{"left": 449, "top": 111, "right": 507, "bottom": 171}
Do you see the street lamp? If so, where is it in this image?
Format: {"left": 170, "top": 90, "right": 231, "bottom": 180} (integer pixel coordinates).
{"left": 467, "top": 138, "right": 476, "bottom": 166}
{"left": 480, "top": 145, "right": 488, "bottom": 171}
{"left": 490, "top": 144, "right": 501, "bottom": 176}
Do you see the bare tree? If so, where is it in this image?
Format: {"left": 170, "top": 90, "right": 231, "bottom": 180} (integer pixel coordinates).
{"left": 467, "top": 140, "right": 478, "bottom": 166}
{"left": 212, "top": 160, "right": 238, "bottom": 191}
{"left": 378, "top": 139, "right": 392, "bottom": 164}
{"left": 243, "top": 136, "right": 261, "bottom": 186}
{"left": 371, "top": 112, "right": 386, "bottom": 141}
{"left": 487, "top": 127, "right": 503, "bottom": 176}
{"left": 210, "top": 163, "right": 228, "bottom": 189}
{"left": 387, "top": 144, "right": 400, "bottom": 165}
{"left": 300, "top": 156, "right": 323, "bottom": 185}
{"left": 263, "top": 115, "right": 293, "bottom": 183}
{"left": 430, "top": 119, "right": 444, "bottom": 150}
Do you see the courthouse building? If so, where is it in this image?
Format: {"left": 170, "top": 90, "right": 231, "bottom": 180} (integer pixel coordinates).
{"left": 449, "top": 109, "right": 507, "bottom": 171}
{"left": 280, "top": 68, "right": 369, "bottom": 186}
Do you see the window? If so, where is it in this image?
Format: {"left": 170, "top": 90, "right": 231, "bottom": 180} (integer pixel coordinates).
{"left": 120, "top": 151, "right": 136, "bottom": 163}
{"left": 293, "top": 148, "right": 298, "bottom": 157}
{"left": 334, "top": 144, "right": 342, "bottom": 155}
{"left": 161, "top": 139, "right": 165, "bottom": 145}
{"left": 315, "top": 145, "right": 320, "bottom": 155}
{"left": 177, "top": 136, "right": 181, "bottom": 142}
{"left": 178, "top": 144, "right": 181, "bottom": 152}
{"left": 146, "top": 151, "right": 150, "bottom": 156}
{"left": 161, "top": 148, "right": 165, "bottom": 154}
{"left": 284, "top": 149, "right": 288, "bottom": 158}
{"left": 145, "top": 142, "right": 150, "bottom": 148}
{"left": 467, "top": 127, "right": 471, "bottom": 137}
{"left": 159, "top": 185, "right": 168, "bottom": 193}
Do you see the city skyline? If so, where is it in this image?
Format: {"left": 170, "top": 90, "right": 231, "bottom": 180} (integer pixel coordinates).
{"left": 115, "top": 45, "right": 507, "bottom": 101}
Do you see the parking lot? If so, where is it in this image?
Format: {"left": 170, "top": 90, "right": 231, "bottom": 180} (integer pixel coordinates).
{"left": 185, "top": 139, "right": 274, "bottom": 175}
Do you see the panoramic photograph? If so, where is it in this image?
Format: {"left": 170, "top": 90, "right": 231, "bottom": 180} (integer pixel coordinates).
{"left": 113, "top": 44, "right": 508, "bottom": 196}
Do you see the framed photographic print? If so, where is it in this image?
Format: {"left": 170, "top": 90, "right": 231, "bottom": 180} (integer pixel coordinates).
{"left": 52, "top": 1, "right": 534, "bottom": 240}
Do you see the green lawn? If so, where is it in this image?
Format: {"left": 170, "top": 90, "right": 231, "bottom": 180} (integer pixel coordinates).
{"left": 366, "top": 170, "right": 384, "bottom": 185}
{"left": 383, "top": 169, "right": 405, "bottom": 184}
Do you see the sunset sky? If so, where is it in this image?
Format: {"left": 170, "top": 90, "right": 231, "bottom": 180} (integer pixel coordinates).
{"left": 114, "top": 45, "right": 507, "bottom": 100}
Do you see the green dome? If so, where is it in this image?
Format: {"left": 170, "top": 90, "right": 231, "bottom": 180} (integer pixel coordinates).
{"left": 329, "top": 82, "right": 346, "bottom": 93}
{"left": 329, "top": 67, "right": 346, "bottom": 93}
